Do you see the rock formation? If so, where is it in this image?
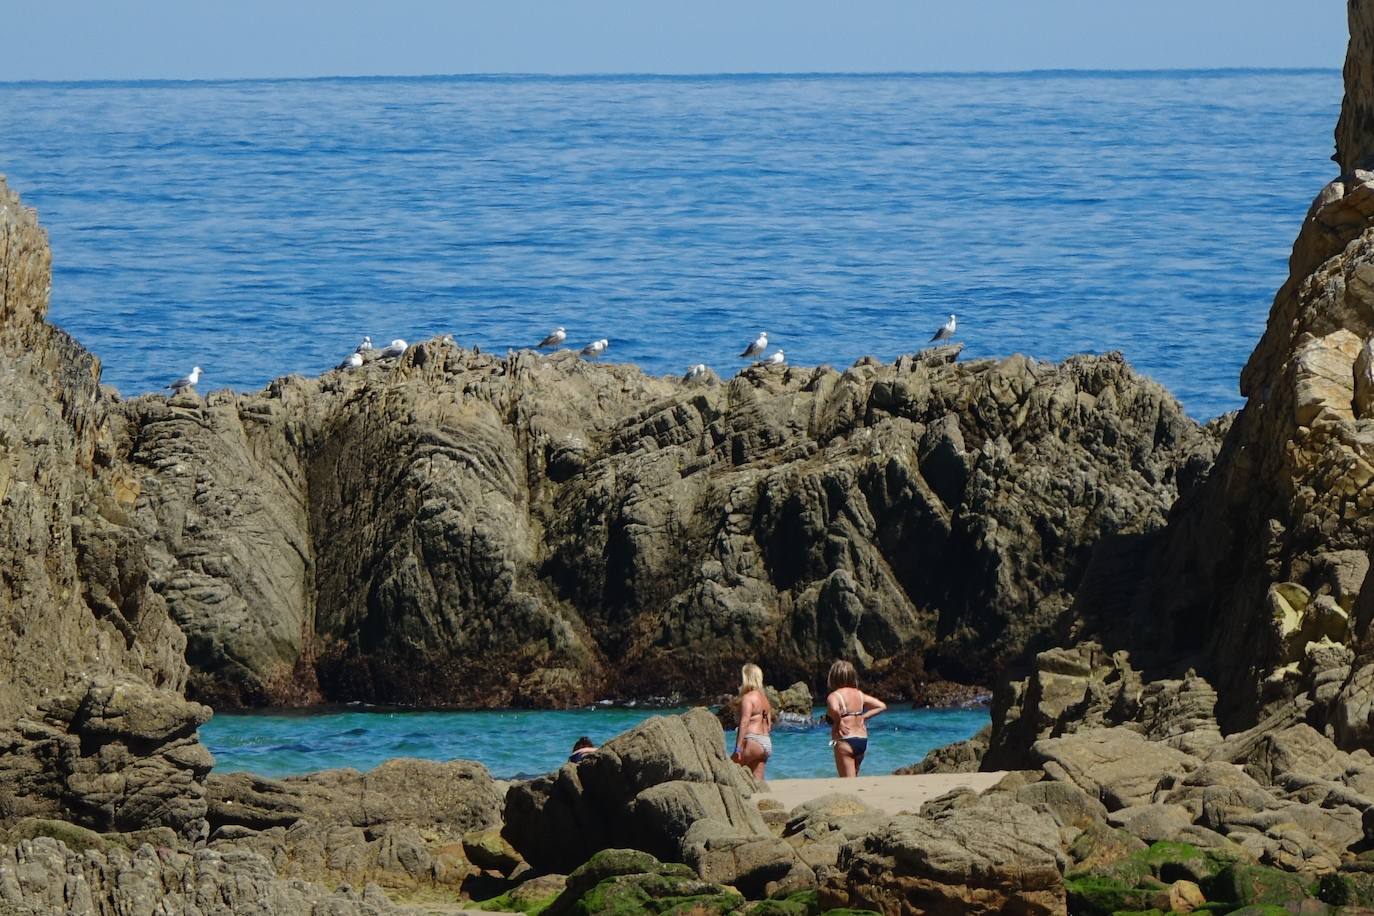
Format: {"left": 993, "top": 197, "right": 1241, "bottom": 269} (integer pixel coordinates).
{"left": 115, "top": 342, "right": 1214, "bottom": 708}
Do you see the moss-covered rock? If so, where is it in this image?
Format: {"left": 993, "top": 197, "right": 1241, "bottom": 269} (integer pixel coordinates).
{"left": 543, "top": 848, "right": 742, "bottom": 916}
{"left": 1064, "top": 873, "right": 1168, "bottom": 915}
{"left": 1317, "top": 869, "right": 1374, "bottom": 907}
{"left": 4, "top": 818, "right": 108, "bottom": 854}
{"left": 1206, "top": 863, "right": 1315, "bottom": 910}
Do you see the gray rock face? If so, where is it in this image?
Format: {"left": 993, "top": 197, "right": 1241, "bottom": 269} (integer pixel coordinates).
{"left": 0, "top": 678, "right": 212, "bottom": 839}
{"left": 1031, "top": 728, "right": 1200, "bottom": 811}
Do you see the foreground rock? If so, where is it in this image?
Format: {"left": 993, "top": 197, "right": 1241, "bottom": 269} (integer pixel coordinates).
{"left": 0, "top": 835, "right": 402, "bottom": 915}
{"left": 504, "top": 708, "right": 812, "bottom": 898}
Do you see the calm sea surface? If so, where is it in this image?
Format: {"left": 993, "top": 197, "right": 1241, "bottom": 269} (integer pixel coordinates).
{"left": 201, "top": 706, "right": 989, "bottom": 780}
{"left": 0, "top": 70, "right": 1342, "bottom": 419}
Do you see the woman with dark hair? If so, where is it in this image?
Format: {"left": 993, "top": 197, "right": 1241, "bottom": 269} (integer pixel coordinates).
{"left": 569, "top": 736, "right": 597, "bottom": 763}
{"left": 825, "top": 660, "right": 886, "bottom": 777}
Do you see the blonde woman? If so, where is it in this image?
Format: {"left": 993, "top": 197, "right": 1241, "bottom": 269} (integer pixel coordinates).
{"left": 825, "top": 660, "right": 886, "bottom": 777}
{"left": 730, "top": 663, "right": 774, "bottom": 780}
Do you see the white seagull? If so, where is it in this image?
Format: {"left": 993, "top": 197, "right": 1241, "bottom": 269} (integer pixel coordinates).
{"left": 538, "top": 327, "right": 567, "bottom": 349}
{"left": 763, "top": 350, "right": 785, "bottom": 368}
{"left": 339, "top": 352, "right": 364, "bottom": 371}
{"left": 167, "top": 366, "right": 201, "bottom": 393}
{"left": 739, "top": 332, "right": 768, "bottom": 359}
{"left": 355, "top": 336, "right": 373, "bottom": 353}
{"left": 930, "top": 314, "right": 957, "bottom": 342}
{"left": 683, "top": 363, "right": 708, "bottom": 383}
{"left": 580, "top": 338, "right": 608, "bottom": 359}
{"left": 378, "top": 338, "right": 408, "bottom": 359}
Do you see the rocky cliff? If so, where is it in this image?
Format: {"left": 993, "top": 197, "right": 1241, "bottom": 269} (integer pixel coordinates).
{"left": 1006, "top": 8, "right": 1374, "bottom": 747}
{"left": 0, "top": 180, "right": 186, "bottom": 720}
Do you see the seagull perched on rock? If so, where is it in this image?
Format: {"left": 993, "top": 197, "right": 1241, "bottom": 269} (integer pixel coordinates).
{"left": 930, "top": 314, "right": 957, "bottom": 342}
{"left": 538, "top": 327, "right": 566, "bottom": 349}
{"left": 355, "top": 336, "right": 373, "bottom": 353}
{"left": 339, "top": 352, "right": 364, "bottom": 371}
{"left": 378, "top": 338, "right": 408, "bottom": 359}
{"left": 580, "top": 338, "right": 608, "bottom": 359}
{"left": 167, "top": 366, "right": 201, "bottom": 393}
{"left": 739, "top": 332, "right": 768, "bottom": 359}
{"left": 763, "top": 350, "right": 785, "bottom": 368}
{"left": 683, "top": 363, "right": 708, "bottom": 383}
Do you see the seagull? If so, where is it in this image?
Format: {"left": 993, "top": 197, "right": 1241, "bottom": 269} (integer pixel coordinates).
{"left": 739, "top": 332, "right": 768, "bottom": 359}
{"left": 167, "top": 366, "right": 201, "bottom": 393}
{"left": 378, "top": 338, "right": 408, "bottom": 359}
{"left": 355, "top": 336, "right": 373, "bottom": 353}
{"left": 930, "top": 314, "right": 957, "bottom": 342}
{"left": 763, "top": 350, "right": 785, "bottom": 368}
{"left": 338, "top": 352, "right": 364, "bottom": 371}
{"left": 683, "top": 363, "right": 708, "bottom": 383}
{"left": 538, "top": 327, "right": 566, "bottom": 349}
{"left": 580, "top": 338, "right": 608, "bottom": 359}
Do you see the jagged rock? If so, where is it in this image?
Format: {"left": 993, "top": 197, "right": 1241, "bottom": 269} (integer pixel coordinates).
{"left": 0, "top": 678, "right": 212, "bottom": 839}
{"left": 819, "top": 802, "right": 1066, "bottom": 915}
{"left": 113, "top": 341, "right": 1211, "bottom": 706}
{"left": 779, "top": 794, "right": 890, "bottom": 871}
{"left": 896, "top": 724, "right": 989, "bottom": 774}
{"left": 1031, "top": 727, "right": 1201, "bottom": 811}
{"left": 543, "top": 848, "right": 743, "bottom": 916}
{"left": 0, "top": 835, "right": 401, "bottom": 914}
{"left": 207, "top": 757, "right": 502, "bottom": 837}
{"left": 502, "top": 708, "right": 804, "bottom": 892}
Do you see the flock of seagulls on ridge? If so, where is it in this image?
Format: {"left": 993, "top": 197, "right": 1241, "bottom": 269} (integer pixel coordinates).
{"left": 164, "top": 315, "right": 960, "bottom": 394}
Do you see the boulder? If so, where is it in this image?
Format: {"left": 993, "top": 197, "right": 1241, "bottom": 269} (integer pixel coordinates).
{"left": 503, "top": 708, "right": 805, "bottom": 893}
{"left": 543, "top": 848, "right": 743, "bottom": 916}
{"left": 0, "top": 679, "right": 212, "bottom": 839}
{"left": 207, "top": 757, "right": 502, "bottom": 838}
{"left": 1031, "top": 727, "right": 1201, "bottom": 811}
{"left": 820, "top": 802, "right": 1066, "bottom": 915}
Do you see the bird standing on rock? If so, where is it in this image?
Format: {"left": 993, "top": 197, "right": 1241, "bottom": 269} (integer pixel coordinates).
{"left": 167, "top": 366, "right": 201, "bottom": 393}
{"left": 538, "top": 327, "right": 566, "bottom": 349}
{"left": 379, "top": 339, "right": 408, "bottom": 358}
{"left": 930, "top": 314, "right": 957, "bottom": 342}
{"left": 683, "top": 363, "right": 708, "bottom": 383}
{"left": 763, "top": 350, "right": 785, "bottom": 368}
{"left": 740, "top": 332, "right": 768, "bottom": 359}
{"left": 356, "top": 336, "right": 373, "bottom": 353}
{"left": 339, "top": 352, "right": 364, "bottom": 371}
{"left": 580, "top": 338, "right": 608, "bottom": 359}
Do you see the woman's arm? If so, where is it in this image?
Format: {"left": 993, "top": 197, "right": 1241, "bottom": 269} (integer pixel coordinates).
{"left": 861, "top": 693, "right": 887, "bottom": 720}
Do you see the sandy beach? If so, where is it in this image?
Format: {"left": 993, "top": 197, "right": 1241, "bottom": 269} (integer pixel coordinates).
{"left": 759, "top": 772, "right": 1007, "bottom": 815}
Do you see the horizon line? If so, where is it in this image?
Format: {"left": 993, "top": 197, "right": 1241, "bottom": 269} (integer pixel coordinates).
{"left": 0, "top": 65, "right": 1341, "bottom": 89}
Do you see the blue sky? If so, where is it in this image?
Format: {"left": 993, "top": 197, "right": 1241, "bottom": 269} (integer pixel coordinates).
{"left": 3, "top": 1, "right": 1347, "bottom": 81}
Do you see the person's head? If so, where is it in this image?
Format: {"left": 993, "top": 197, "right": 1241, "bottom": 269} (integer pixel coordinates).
{"left": 828, "top": 660, "right": 858, "bottom": 691}
{"left": 573, "top": 736, "right": 595, "bottom": 751}
{"left": 740, "top": 662, "right": 764, "bottom": 694}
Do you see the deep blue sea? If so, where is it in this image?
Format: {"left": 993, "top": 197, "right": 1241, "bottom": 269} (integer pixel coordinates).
{"left": 0, "top": 70, "right": 1342, "bottom": 418}
{"left": 201, "top": 705, "right": 988, "bottom": 780}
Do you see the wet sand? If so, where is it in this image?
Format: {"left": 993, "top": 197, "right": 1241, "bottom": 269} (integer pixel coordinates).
{"left": 759, "top": 772, "right": 1007, "bottom": 815}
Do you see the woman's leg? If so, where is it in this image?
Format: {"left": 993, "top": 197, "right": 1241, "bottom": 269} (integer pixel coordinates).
{"left": 749, "top": 758, "right": 767, "bottom": 781}
{"left": 832, "top": 743, "right": 857, "bottom": 777}
{"left": 738, "top": 741, "right": 765, "bottom": 779}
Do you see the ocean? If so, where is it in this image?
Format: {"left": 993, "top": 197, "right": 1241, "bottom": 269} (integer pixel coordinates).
{"left": 0, "top": 69, "right": 1342, "bottom": 419}
{"left": 201, "top": 705, "right": 990, "bottom": 780}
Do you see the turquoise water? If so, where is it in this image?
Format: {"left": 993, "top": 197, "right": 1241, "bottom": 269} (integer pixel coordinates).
{"left": 201, "top": 705, "right": 989, "bottom": 780}
{"left": 0, "top": 70, "right": 1342, "bottom": 419}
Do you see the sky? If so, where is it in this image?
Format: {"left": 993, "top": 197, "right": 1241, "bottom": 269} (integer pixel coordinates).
{"left": 1, "top": 1, "right": 1349, "bottom": 82}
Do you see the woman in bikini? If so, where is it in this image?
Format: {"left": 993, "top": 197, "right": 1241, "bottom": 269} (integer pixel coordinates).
{"left": 730, "top": 663, "right": 773, "bottom": 780}
{"left": 826, "top": 659, "right": 887, "bottom": 777}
